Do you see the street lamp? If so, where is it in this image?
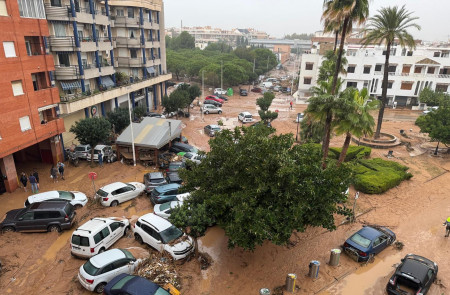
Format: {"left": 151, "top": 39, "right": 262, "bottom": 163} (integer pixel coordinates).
{"left": 127, "top": 91, "right": 136, "bottom": 166}
{"left": 295, "top": 113, "right": 300, "bottom": 142}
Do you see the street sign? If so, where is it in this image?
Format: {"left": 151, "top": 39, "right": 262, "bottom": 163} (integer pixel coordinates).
{"left": 88, "top": 172, "right": 97, "bottom": 181}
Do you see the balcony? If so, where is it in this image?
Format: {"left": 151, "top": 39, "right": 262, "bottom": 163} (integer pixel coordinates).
{"left": 145, "top": 40, "right": 160, "bottom": 48}
{"left": 116, "top": 37, "right": 141, "bottom": 48}
{"left": 79, "top": 37, "right": 97, "bottom": 52}
{"left": 100, "top": 65, "right": 115, "bottom": 76}
{"left": 114, "top": 16, "right": 139, "bottom": 27}
{"left": 55, "top": 66, "right": 80, "bottom": 80}
{"left": 49, "top": 36, "right": 76, "bottom": 52}
{"left": 74, "top": 8, "right": 94, "bottom": 24}
{"left": 97, "top": 37, "right": 114, "bottom": 51}
{"left": 96, "top": 13, "right": 110, "bottom": 26}
{"left": 58, "top": 73, "right": 172, "bottom": 115}
{"left": 116, "top": 57, "right": 143, "bottom": 67}
{"left": 35, "top": 118, "right": 65, "bottom": 143}
{"left": 83, "top": 65, "right": 101, "bottom": 80}
{"left": 44, "top": 4, "right": 70, "bottom": 21}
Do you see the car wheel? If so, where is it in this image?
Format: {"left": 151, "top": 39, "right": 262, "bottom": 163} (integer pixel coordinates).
{"left": 2, "top": 226, "right": 15, "bottom": 233}
{"left": 205, "top": 111, "right": 209, "bottom": 114}
{"left": 135, "top": 234, "right": 143, "bottom": 244}
{"left": 123, "top": 226, "right": 129, "bottom": 237}
{"left": 94, "top": 283, "right": 106, "bottom": 294}
{"left": 98, "top": 247, "right": 105, "bottom": 253}
{"left": 48, "top": 225, "right": 61, "bottom": 233}
{"left": 74, "top": 204, "right": 83, "bottom": 210}
{"left": 218, "top": 111, "right": 222, "bottom": 114}
{"left": 111, "top": 200, "right": 119, "bottom": 207}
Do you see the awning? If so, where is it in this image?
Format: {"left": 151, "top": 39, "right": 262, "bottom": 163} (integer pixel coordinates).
{"left": 101, "top": 76, "right": 115, "bottom": 88}
{"left": 38, "top": 104, "right": 58, "bottom": 112}
{"left": 146, "top": 66, "right": 155, "bottom": 74}
{"left": 60, "top": 81, "right": 81, "bottom": 91}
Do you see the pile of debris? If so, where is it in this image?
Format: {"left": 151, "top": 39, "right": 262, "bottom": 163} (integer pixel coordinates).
{"left": 134, "top": 254, "right": 181, "bottom": 289}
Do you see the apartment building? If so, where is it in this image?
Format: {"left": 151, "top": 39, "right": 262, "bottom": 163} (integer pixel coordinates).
{"left": 0, "top": 0, "right": 65, "bottom": 193}
{"left": 298, "top": 37, "right": 450, "bottom": 108}
{"left": 43, "top": 0, "right": 171, "bottom": 144}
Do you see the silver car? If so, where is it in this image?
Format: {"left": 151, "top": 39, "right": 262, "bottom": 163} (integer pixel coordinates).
{"left": 202, "top": 105, "right": 222, "bottom": 115}
{"left": 204, "top": 124, "right": 221, "bottom": 137}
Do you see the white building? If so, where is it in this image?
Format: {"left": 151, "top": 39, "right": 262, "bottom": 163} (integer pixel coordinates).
{"left": 298, "top": 39, "right": 450, "bottom": 107}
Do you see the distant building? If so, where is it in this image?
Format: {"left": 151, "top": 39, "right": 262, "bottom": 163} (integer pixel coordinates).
{"left": 249, "top": 39, "right": 311, "bottom": 64}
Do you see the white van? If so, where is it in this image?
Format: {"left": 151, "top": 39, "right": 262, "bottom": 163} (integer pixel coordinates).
{"left": 261, "top": 82, "right": 273, "bottom": 88}
{"left": 70, "top": 217, "right": 130, "bottom": 258}
{"left": 238, "top": 112, "right": 253, "bottom": 123}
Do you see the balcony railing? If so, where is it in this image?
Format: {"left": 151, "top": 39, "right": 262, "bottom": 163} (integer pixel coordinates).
{"left": 373, "top": 71, "right": 450, "bottom": 79}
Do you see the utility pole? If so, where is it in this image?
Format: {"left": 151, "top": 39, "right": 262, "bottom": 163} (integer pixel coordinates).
{"left": 291, "top": 58, "right": 296, "bottom": 96}
{"left": 127, "top": 92, "right": 136, "bottom": 166}
{"left": 266, "top": 55, "right": 269, "bottom": 72}
{"left": 220, "top": 60, "right": 223, "bottom": 90}
{"left": 253, "top": 58, "right": 255, "bottom": 73}
{"left": 201, "top": 70, "right": 204, "bottom": 121}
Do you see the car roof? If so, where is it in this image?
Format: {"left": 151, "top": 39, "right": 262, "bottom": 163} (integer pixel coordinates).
{"left": 173, "top": 142, "right": 192, "bottom": 148}
{"left": 94, "top": 144, "right": 108, "bottom": 150}
{"left": 155, "top": 183, "right": 180, "bottom": 192}
{"left": 113, "top": 275, "right": 161, "bottom": 294}
{"left": 100, "top": 182, "right": 127, "bottom": 192}
{"left": 76, "top": 144, "right": 90, "bottom": 148}
{"left": 90, "top": 249, "right": 126, "bottom": 268}
{"left": 207, "top": 124, "right": 220, "bottom": 129}
{"left": 28, "top": 191, "right": 60, "bottom": 202}
{"left": 29, "top": 201, "right": 68, "bottom": 210}
{"left": 240, "top": 111, "right": 252, "bottom": 116}
{"left": 147, "top": 172, "right": 164, "bottom": 179}
{"left": 357, "top": 226, "right": 383, "bottom": 240}
{"left": 139, "top": 213, "right": 173, "bottom": 232}
{"left": 75, "top": 217, "right": 114, "bottom": 233}
{"left": 399, "top": 258, "right": 430, "bottom": 283}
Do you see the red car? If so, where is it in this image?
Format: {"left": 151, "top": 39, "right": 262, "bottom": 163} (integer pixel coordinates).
{"left": 205, "top": 95, "right": 225, "bottom": 104}
{"left": 251, "top": 87, "right": 263, "bottom": 93}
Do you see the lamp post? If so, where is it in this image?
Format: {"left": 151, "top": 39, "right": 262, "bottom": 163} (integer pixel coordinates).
{"left": 127, "top": 91, "right": 136, "bottom": 166}
{"left": 201, "top": 70, "right": 204, "bottom": 122}
{"left": 296, "top": 113, "right": 300, "bottom": 142}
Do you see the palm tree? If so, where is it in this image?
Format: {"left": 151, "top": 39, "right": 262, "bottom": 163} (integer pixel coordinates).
{"left": 361, "top": 5, "right": 420, "bottom": 138}
{"left": 323, "top": 18, "right": 342, "bottom": 52}
{"left": 318, "top": 50, "right": 348, "bottom": 83}
{"left": 334, "top": 88, "right": 378, "bottom": 165}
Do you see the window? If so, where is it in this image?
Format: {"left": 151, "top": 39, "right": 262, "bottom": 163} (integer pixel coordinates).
{"left": 101, "top": 227, "right": 110, "bottom": 238}
{"left": 50, "top": 0, "right": 62, "bottom": 7}
{"left": 388, "top": 65, "right": 397, "bottom": 73}
{"left": 116, "top": 9, "right": 124, "bottom": 16}
{"left": 131, "top": 68, "right": 139, "bottom": 77}
{"left": 20, "top": 212, "right": 34, "bottom": 220}
{"left": 110, "top": 222, "right": 120, "bottom": 232}
{"left": 407, "top": 51, "right": 413, "bottom": 56}
{"left": 113, "top": 259, "right": 129, "bottom": 269}
{"left": 347, "top": 65, "right": 356, "bottom": 73}
{"left": 435, "top": 84, "right": 448, "bottom": 92}
{"left": 25, "top": 41, "right": 32, "bottom": 56}
{"left": 303, "top": 77, "right": 312, "bottom": 85}
{"left": 427, "top": 67, "right": 436, "bottom": 74}
{"left": 387, "top": 81, "right": 393, "bottom": 89}
{"left": 434, "top": 52, "right": 440, "bottom": 57}
{"left": 363, "top": 66, "right": 371, "bottom": 74}
{"left": 3, "top": 41, "right": 17, "bottom": 57}
{"left": 127, "top": 7, "right": 134, "bottom": 18}
{"left": 129, "top": 29, "right": 136, "bottom": 39}
{"left": 305, "top": 63, "right": 313, "bottom": 70}
{"left": 17, "top": 0, "right": 45, "bottom": 19}
{"left": 19, "top": 116, "right": 32, "bottom": 131}
{"left": 375, "top": 64, "right": 382, "bottom": 72}
{"left": 58, "top": 53, "right": 70, "bottom": 67}
{"left": 53, "top": 23, "right": 66, "bottom": 37}
{"left": 12, "top": 80, "right": 24, "bottom": 96}
{"left": 0, "top": 0, "right": 8, "bottom": 16}
{"left": 100, "top": 263, "right": 114, "bottom": 274}
{"left": 414, "top": 66, "right": 422, "bottom": 74}
{"left": 401, "top": 82, "right": 414, "bottom": 90}
{"left": 346, "top": 82, "right": 357, "bottom": 88}
{"left": 130, "top": 49, "right": 137, "bottom": 58}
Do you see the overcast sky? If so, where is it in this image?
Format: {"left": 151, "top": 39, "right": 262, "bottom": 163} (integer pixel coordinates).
{"left": 164, "top": 0, "right": 449, "bottom": 42}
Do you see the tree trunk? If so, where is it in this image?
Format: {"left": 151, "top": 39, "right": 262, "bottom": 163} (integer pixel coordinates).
{"left": 90, "top": 147, "right": 95, "bottom": 168}
{"left": 175, "top": 72, "right": 179, "bottom": 80}
{"left": 338, "top": 132, "right": 352, "bottom": 166}
{"left": 374, "top": 42, "right": 391, "bottom": 139}
{"left": 331, "top": 17, "right": 349, "bottom": 95}
{"left": 434, "top": 141, "right": 440, "bottom": 155}
{"left": 333, "top": 30, "right": 339, "bottom": 52}
{"left": 321, "top": 112, "right": 333, "bottom": 169}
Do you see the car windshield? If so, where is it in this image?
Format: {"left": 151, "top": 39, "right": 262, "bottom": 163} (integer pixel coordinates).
{"left": 83, "top": 260, "right": 99, "bottom": 276}
{"left": 159, "top": 202, "right": 172, "bottom": 211}
{"left": 151, "top": 177, "right": 165, "bottom": 183}
{"left": 350, "top": 233, "right": 371, "bottom": 248}
{"left": 121, "top": 249, "right": 135, "bottom": 260}
{"left": 126, "top": 184, "right": 135, "bottom": 190}
{"left": 160, "top": 225, "right": 183, "bottom": 243}
{"left": 112, "top": 275, "right": 134, "bottom": 290}
{"left": 72, "top": 235, "right": 89, "bottom": 246}
{"left": 151, "top": 188, "right": 161, "bottom": 197}
{"left": 397, "top": 275, "right": 420, "bottom": 291}
{"left": 155, "top": 288, "right": 170, "bottom": 295}
{"left": 58, "top": 191, "right": 75, "bottom": 200}
{"left": 190, "top": 147, "right": 198, "bottom": 153}
{"left": 212, "top": 127, "right": 221, "bottom": 131}
{"left": 184, "top": 153, "right": 193, "bottom": 159}
{"left": 74, "top": 147, "right": 85, "bottom": 152}
{"left": 96, "top": 189, "right": 108, "bottom": 198}
{"left": 93, "top": 149, "right": 101, "bottom": 154}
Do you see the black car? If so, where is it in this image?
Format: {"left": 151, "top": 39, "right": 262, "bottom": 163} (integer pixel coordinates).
{"left": 166, "top": 161, "right": 186, "bottom": 173}
{"left": 387, "top": 254, "right": 438, "bottom": 295}
{"left": 166, "top": 172, "right": 183, "bottom": 184}
{"left": 239, "top": 88, "right": 248, "bottom": 96}
{"left": 217, "top": 94, "right": 228, "bottom": 101}
{"left": 169, "top": 142, "right": 198, "bottom": 154}
{"left": 104, "top": 274, "right": 170, "bottom": 295}
{"left": 166, "top": 81, "right": 176, "bottom": 87}
{"left": 0, "top": 201, "right": 76, "bottom": 233}
{"left": 203, "top": 100, "right": 222, "bottom": 107}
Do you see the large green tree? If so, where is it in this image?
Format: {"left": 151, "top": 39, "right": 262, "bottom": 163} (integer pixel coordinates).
{"left": 318, "top": 50, "right": 348, "bottom": 83}
{"left": 107, "top": 108, "right": 130, "bottom": 134}
{"left": 361, "top": 5, "right": 420, "bottom": 138}
{"left": 170, "top": 126, "right": 352, "bottom": 250}
{"left": 256, "top": 92, "right": 278, "bottom": 124}
{"left": 171, "top": 31, "right": 195, "bottom": 50}
{"left": 166, "top": 51, "right": 186, "bottom": 80}
{"left": 161, "top": 90, "right": 190, "bottom": 119}
{"left": 415, "top": 106, "right": 450, "bottom": 155}
{"left": 70, "top": 117, "right": 111, "bottom": 164}
{"left": 419, "top": 87, "right": 450, "bottom": 107}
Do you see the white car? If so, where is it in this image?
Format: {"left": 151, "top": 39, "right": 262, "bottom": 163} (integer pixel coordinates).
{"left": 133, "top": 213, "right": 194, "bottom": 260}
{"left": 154, "top": 201, "right": 183, "bottom": 219}
{"left": 78, "top": 248, "right": 144, "bottom": 293}
{"left": 182, "top": 152, "right": 205, "bottom": 165}
{"left": 214, "top": 88, "right": 227, "bottom": 95}
{"left": 71, "top": 217, "right": 130, "bottom": 258}
{"left": 202, "top": 104, "right": 222, "bottom": 114}
{"left": 24, "top": 190, "right": 88, "bottom": 209}
{"left": 97, "top": 182, "right": 145, "bottom": 207}
{"left": 88, "top": 145, "right": 116, "bottom": 162}
{"left": 238, "top": 111, "right": 253, "bottom": 123}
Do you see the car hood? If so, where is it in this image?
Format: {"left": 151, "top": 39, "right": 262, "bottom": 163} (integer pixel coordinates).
{"left": 169, "top": 235, "right": 194, "bottom": 251}
{"left": 3, "top": 208, "right": 26, "bottom": 223}
{"left": 72, "top": 191, "right": 88, "bottom": 202}
{"left": 129, "top": 182, "right": 145, "bottom": 191}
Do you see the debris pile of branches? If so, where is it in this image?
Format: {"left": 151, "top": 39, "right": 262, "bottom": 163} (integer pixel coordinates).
{"left": 134, "top": 254, "right": 181, "bottom": 289}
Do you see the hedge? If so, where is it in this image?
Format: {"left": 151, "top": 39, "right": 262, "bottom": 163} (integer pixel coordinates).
{"left": 353, "top": 158, "right": 413, "bottom": 194}
{"left": 329, "top": 145, "right": 372, "bottom": 161}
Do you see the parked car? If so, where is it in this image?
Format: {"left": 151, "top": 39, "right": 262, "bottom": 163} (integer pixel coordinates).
{"left": 88, "top": 145, "right": 117, "bottom": 163}
{"left": 422, "top": 106, "right": 439, "bottom": 115}
{"left": 239, "top": 88, "right": 248, "bottom": 96}
{"left": 343, "top": 226, "right": 396, "bottom": 262}
{"left": 217, "top": 94, "right": 228, "bottom": 101}
{"left": 166, "top": 81, "right": 176, "bottom": 87}
{"left": 295, "top": 113, "right": 305, "bottom": 123}
{"left": 214, "top": 88, "right": 227, "bottom": 95}
{"left": 204, "top": 124, "right": 221, "bottom": 137}
{"left": 174, "top": 82, "right": 190, "bottom": 89}
{"left": 205, "top": 95, "right": 225, "bottom": 104}
{"left": 24, "top": 190, "right": 88, "bottom": 209}
{"left": 251, "top": 87, "right": 262, "bottom": 93}
{"left": 238, "top": 112, "right": 253, "bottom": 123}
{"left": 97, "top": 182, "right": 146, "bottom": 207}
{"left": 143, "top": 172, "right": 168, "bottom": 194}
{"left": 77, "top": 248, "right": 144, "bottom": 293}
{"left": 104, "top": 274, "right": 170, "bottom": 295}
{"left": 203, "top": 99, "right": 222, "bottom": 107}
{"left": 250, "top": 121, "right": 272, "bottom": 128}
{"left": 1, "top": 201, "right": 76, "bottom": 233}
{"left": 202, "top": 105, "right": 222, "bottom": 115}
{"left": 149, "top": 183, "right": 190, "bottom": 204}
{"left": 145, "top": 112, "right": 166, "bottom": 118}
{"left": 71, "top": 217, "right": 130, "bottom": 258}
{"left": 165, "top": 172, "right": 183, "bottom": 184}
{"left": 154, "top": 201, "right": 183, "bottom": 219}
{"left": 169, "top": 142, "right": 198, "bottom": 154}
{"left": 133, "top": 213, "right": 194, "bottom": 260}
{"left": 75, "top": 144, "right": 91, "bottom": 160}
{"left": 182, "top": 152, "right": 205, "bottom": 165}
{"left": 166, "top": 161, "right": 186, "bottom": 173}
{"left": 273, "top": 85, "right": 281, "bottom": 92}
{"left": 173, "top": 135, "right": 189, "bottom": 144}
{"left": 387, "top": 254, "right": 438, "bottom": 295}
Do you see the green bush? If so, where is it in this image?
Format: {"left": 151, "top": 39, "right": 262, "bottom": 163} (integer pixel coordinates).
{"left": 329, "top": 145, "right": 372, "bottom": 161}
{"left": 353, "top": 158, "right": 412, "bottom": 194}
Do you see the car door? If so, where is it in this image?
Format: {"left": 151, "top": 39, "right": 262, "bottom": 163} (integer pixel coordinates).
{"left": 372, "top": 236, "right": 388, "bottom": 254}
{"left": 34, "top": 211, "right": 50, "bottom": 231}
{"left": 98, "top": 262, "right": 115, "bottom": 284}
{"left": 122, "top": 185, "right": 136, "bottom": 201}
{"left": 111, "top": 259, "right": 132, "bottom": 278}
{"left": 141, "top": 224, "right": 157, "bottom": 249}
{"left": 147, "top": 227, "right": 164, "bottom": 252}
{"left": 15, "top": 211, "right": 35, "bottom": 231}
{"left": 100, "top": 226, "right": 114, "bottom": 249}
{"left": 112, "top": 188, "right": 124, "bottom": 203}
{"left": 424, "top": 269, "right": 435, "bottom": 292}
{"left": 109, "top": 222, "right": 122, "bottom": 245}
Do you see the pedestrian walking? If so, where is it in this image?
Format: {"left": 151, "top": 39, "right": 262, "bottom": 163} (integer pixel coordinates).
{"left": 444, "top": 217, "right": 450, "bottom": 237}
{"left": 50, "top": 166, "right": 58, "bottom": 183}
{"left": 98, "top": 152, "right": 103, "bottom": 167}
{"left": 58, "top": 161, "right": 65, "bottom": 180}
{"left": 20, "top": 172, "right": 28, "bottom": 192}
{"left": 290, "top": 101, "right": 293, "bottom": 110}
{"left": 33, "top": 169, "right": 39, "bottom": 190}
{"left": 29, "top": 173, "right": 38, "bottom": 194}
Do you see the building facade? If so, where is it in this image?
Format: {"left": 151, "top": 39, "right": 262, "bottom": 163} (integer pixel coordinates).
{"left": 298, "top": 37, "right": 450, "bottom": 107}
{"left": 43, "top": 0, "right": 171, "bottom": 144}
{"left": 0, "top": 0, "right": 65, "bottom": 193}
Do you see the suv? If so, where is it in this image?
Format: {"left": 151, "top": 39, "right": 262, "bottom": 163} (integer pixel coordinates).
{"left": 133, "top": 213, "right": 194, "bottom": 260}
{"left": 143, "top": 172, "right": 167, "bottom": 194}
{"left": 75, "top": 144, "right": 91, "bottom": 160}
{"left": 165, "top": 172, "right": 182, "bottom": 184}
{"left": 0, "top": 201, "right": 76, "bottom": 233}
{"left": 238, "top": 112, "right": 253, "bottom": 123}
{"left": 88, "top": 145, "right": 116, "bottom": 163}
{"left": 203, "top": 99, "right": 222, "bottom": 107}
{"left": 239, "top": 88, "right": 248, "bottom": 96}
{"left": 204, "top": 124, "right": 221, "bottom": 137}
{"left": 169, "top": 142, "right": 198, "bottom": 154}
{"left": 387, "top": 254, "right": 438, "bottom": 295}
{"left": 71, "top": 217, "right": 130, "bottom": 258}
{"left": 149, "top": 183, "right": 190, "bottom": 204}
{"left": 166, "top": 161, "right": 186, "bottom": 173}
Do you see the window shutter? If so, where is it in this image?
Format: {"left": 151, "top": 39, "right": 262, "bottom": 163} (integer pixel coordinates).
{"left": 12, "top": 80, "right": 24, "bottom": 96}
{"left": 19, "top": 116, "right": 32, "bottom": 131}
{"left": 0, "top": 0, "right": 8, "bottom": 16}
{"left": 54, "top": 23, "right": 66, "bottom": 37}
{"left": 3, "top": 41, "right": 16, "bottom": 57}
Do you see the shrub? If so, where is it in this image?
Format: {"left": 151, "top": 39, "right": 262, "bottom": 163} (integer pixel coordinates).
{"left": 329, "top": 145, "right": 372, "bottom": 161}
{"left": 353, "top": 158, "right": 412, "bottom": 194}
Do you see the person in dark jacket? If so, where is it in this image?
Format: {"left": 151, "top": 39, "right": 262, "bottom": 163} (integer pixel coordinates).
{"left": 29, "top": 173, "right": 38, "bottom": 194}
{"left": 50, "top": 166, "right": 58, "bottom": 183}
{"left": 20, "top": 172, "right": 27, "bottom": 192}
{"left": 58, "top": 161, "right": 65, "bottom": 180}
{"left": 33, "top": 169, "right": 39, "bottom": 190}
